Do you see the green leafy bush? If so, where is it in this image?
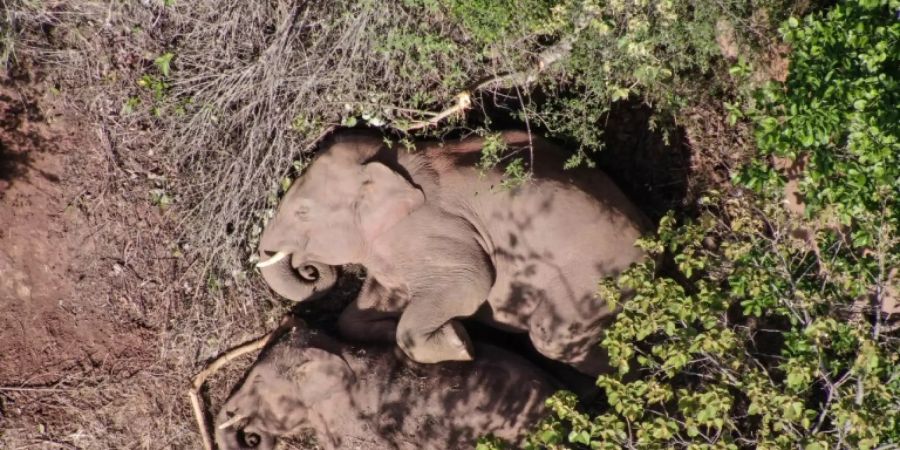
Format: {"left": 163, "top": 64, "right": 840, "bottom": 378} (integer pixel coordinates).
{"left": 400, "top": 0, "right": 786, "bottom": 165}
{"left": 530, "top": 0, "right": 788, "bottom": 158}
{"left": 743, "top": 0, "right": 899, "bottom": 234}
{"left": 518, "top": 1, "right": 900, "bottom": 448}
{"left": 529, "top": 206, "right": 899, "bottom": 449}
{"left": 437, "top": 0, "right": 557, "bottom": 47}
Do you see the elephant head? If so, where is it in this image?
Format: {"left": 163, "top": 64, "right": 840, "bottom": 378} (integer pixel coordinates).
{"left": 215, "top": 323, "right": 356, "bottom": 450}
{"left": 257, "top": 132, "right": 425, "bottom": 302}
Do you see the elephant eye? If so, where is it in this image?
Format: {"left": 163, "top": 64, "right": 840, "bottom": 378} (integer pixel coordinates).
{"left": 294, "top": 200, "right": 313, "bottom": 218}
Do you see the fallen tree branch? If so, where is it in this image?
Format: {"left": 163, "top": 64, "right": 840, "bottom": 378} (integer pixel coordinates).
{"left": 188, "top": 315, "right": 295, "bottom": 450}
{"left": 470, "top": 34, "right": 577, "bottom": 93}
{"left": 395, "top": 7, "right": 597, "bottom": 132}
{"left": 401, "top": 92, "right": 472, "bottom": 131}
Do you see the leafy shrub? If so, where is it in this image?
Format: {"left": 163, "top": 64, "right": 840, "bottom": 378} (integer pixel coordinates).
{"left": 519, "top": 1, "right": 900, "bottom": 448}
{"left": 398, "top": 0, "right": 787, "bottom": 166}
{"left": 530, "top": 207, "right": 899, "bottom": 449}
{"left": 434, "top": 0, "right": 557, "bottom": 47}
{"left": 743, "top": 0, "right": 899, "bottom": 235}
{"left": 529, "top": 0, "right": 789, "bottom": 158}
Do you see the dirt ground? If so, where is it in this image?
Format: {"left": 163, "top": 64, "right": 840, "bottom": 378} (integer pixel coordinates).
{"left": 0, "top": 72, "right": 274, "bottom": 448}
{"left": 0, "top": 78, "right": 159, "bottom": 445}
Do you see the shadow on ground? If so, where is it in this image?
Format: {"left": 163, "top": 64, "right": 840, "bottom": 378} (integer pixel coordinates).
{"left": 0, "top": 89, "right": 58, "bottom": 199}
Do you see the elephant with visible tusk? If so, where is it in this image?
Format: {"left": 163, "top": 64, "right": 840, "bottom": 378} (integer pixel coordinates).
{"left": 255, "top": 250, "right": 337, "bottom": 302}
{"left": 214, "top": 317, "right": 555, "bottom": 450}
{"left": 256, "top": 130, "right": 650, "bottom": 375}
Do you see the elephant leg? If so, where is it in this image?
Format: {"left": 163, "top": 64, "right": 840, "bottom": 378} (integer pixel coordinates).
{"left": 396, "top": 272, "right": 492, "bottom": 364}
{"left": 397, "top": 316, "right": 474, "bottom": 363}
{"left": 337, "top": 276, "right": 405, "bottom": 343}
{"left": 375, "top": 220, "right": 494, "bottom": 364}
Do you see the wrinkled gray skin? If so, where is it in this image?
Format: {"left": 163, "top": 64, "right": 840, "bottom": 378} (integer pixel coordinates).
{"left": 215, "top": 319, "right": 555, "bottom": 450}
{"left": 258, "top": 130, "right": 649, "bottom": 375}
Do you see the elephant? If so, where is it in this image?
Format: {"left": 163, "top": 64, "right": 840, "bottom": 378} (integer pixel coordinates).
{"left": 215, "top": 317, "right": 555, "bottom": 450}
{"left": 256, "top": 130, "right": 650, "bottom": 375}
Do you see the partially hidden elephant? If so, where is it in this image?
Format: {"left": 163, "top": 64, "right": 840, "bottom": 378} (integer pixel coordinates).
{"left": 215, "top": 317, "right": 555, "bottom": 450}
{"left": 256, "top": 130, "right": 650, "bottom": 375}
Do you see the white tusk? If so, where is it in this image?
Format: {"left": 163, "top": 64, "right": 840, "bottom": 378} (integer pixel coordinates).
{"left": 217, "top": 413, "right": 248, "bottom": 430}
{"left": 256, "top": 250, "right": 288, "bottom": 268}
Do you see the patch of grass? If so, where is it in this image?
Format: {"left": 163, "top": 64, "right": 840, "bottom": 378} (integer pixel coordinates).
{"left": 439, "top": 0, "right": 558, "bottom": 46}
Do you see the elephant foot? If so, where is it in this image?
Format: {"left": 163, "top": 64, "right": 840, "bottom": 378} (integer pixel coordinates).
{"left": 398, "top": 321, "right": 474, "bottom": 364}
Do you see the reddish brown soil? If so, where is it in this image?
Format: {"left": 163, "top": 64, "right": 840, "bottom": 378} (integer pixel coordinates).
{"left": 0, "top": 76, "right": 199, "bottom": 448}
{"left": 3, "top": 92, "right": 76, "bottom": 383}
{"left": 0, "top": 85, "right": 153, "bottom": 386}
{"left": 0, "top": 68, "right": 281, "bottom": 448}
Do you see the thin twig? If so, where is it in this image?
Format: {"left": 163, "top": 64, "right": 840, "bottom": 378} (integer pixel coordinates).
{"left": 0, "top": 387, "right": 71, "bottom": 393}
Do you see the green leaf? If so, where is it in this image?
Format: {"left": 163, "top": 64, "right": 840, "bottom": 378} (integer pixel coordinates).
{"left": 610, "top": 87, "right": 630, "bottom": 102}
{"left": 568, "top": 430, "right": 591, "bottom": 445}
{"left": 153, "top": 52, "right": 174, "bottom": 77}
{"left": 120, "top": 97, "right": 140, "bottom": 115}
{"left": 280, "top": 177, "right": 293, "bottom": 192}
{"left": 539, "top": 429, "right": 561, "bottom": 444}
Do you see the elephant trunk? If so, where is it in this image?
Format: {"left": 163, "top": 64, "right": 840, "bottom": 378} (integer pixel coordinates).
{"left": 257, "top": 252, "right": 337, "bottom": 302}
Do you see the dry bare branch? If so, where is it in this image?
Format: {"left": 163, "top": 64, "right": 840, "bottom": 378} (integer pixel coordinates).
{"left": 400, "top": 92, "right": 472, "bottom": 131}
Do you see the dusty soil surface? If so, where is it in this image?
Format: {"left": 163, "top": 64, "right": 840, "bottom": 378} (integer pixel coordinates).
{"left": 0, "top": 77, "right": 211, "bottom": 448}
{"left": 0, "top": 66, "right": 290, "bottom": 449}
{"left": 0, "top": 85, "right": 151, "bottom": 387}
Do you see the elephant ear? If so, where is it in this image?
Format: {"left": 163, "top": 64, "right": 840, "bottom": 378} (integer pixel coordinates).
{"left": 323, "top": 132, "right": 384, "bottom": 164}
{"left": 357, "top": 162, "right": 425, "bottom": 241}
{"left": 291, "top": 348, "right": 355, "bottom": 404}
